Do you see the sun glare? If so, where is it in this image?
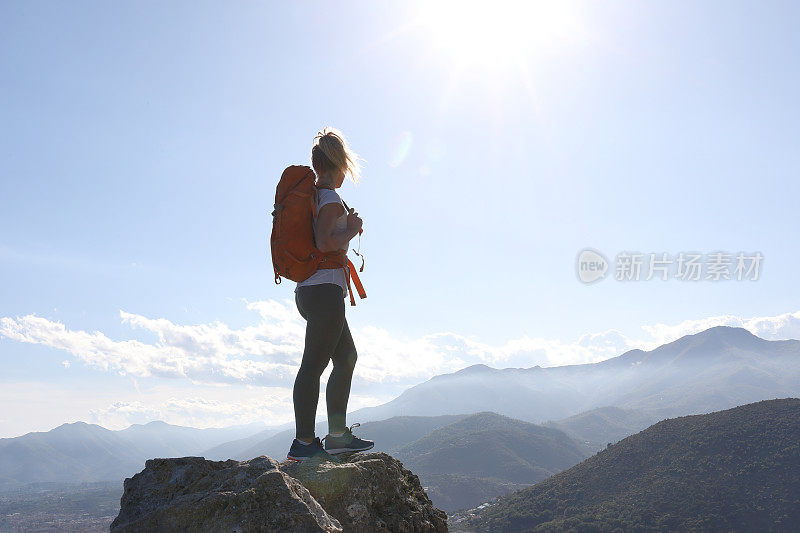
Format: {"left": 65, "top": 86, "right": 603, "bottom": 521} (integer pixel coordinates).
{"left": 417, "top": 0, "right": 585, "bottom": 69}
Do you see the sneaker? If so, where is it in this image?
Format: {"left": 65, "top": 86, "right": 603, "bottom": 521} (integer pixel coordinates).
{"left": 286, "top": 437, "right": 341, "bottom": 462}
{"left": 323, "top": 423, "right": 374, "bottom": 455}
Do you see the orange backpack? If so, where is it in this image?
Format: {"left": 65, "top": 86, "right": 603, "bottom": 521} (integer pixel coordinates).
{"left": 270, "top": 165, "right": 366, "bottom": 306}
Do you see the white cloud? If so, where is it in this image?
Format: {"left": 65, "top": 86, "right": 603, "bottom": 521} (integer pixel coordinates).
{"left": 3, "top": 302, "right": 800, "bottom": 432}
{"left": 2, "top": 305, "right": 800, "bottom": 435}
{"left": 88, "top": 392, "right": 292, "bottom": 430}
{"left": 638, "top": 310, "right": 800, "bottom": 350}
{"left": 414, "top": 329, "right": 636, "bottom": 369}
{"left": 0, "top": 300, "right": 303, "bottom": 386}
{"left": 0, "top": 379, "right": 299, "bottom": 436}
{"left": 81, "top": 388, "right": 387, "bottom": 432}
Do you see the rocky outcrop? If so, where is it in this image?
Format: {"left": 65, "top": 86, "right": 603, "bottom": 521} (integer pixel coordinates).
{"left": 110, "top": 455, "right": 341, "bottom": 532}
{"left": 111, "top": 452, "right": 447, "bottom": 533}
{"left": 282, "top": 452, "right": 447, "bottom": 532}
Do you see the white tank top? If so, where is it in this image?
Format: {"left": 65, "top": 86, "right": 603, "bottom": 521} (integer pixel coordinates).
{"left": 295, "top": 187, "right": 349, "bottom": 298}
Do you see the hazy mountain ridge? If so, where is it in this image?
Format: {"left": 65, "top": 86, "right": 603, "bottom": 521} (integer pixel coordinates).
{"left": 0, "top": 422, "right": 143, "bottom": 490}
{"left": 200, "top": 426, "right": 285, "bottom": 461}
{"left": 395, "top": 412, "right": 589, "bottom": 481}
{"left": 544, "top": 406, "right": 662, "bottom": 452}
{"left": 0, "top": 420, "right": 269, "bottom": 490}
{"left": 393, "top": 412, "right": 593, "bottom": 512}
{"left": 456, "top": 398, "right": 800, "bottom": 532}
{"left": 348, "top": 326, "right": 800, "bottom": 424}
{"left": 117, "top": 420, "right": 272, "bottom": 459}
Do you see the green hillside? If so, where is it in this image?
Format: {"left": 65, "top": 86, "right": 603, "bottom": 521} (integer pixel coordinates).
{"left": 459, "top": 398, "right": 800, "bottom": 532}
{"left": 395, "top": 412, "right": 592, "bottom": 512}
{"left": 544, "top": 406, "right": 661, "bottom": 452}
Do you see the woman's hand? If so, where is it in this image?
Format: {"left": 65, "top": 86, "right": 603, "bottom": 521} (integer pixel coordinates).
{"left": 346, "top": 207, "right": 363, "bottom": 233}
{"left": 315, "top": 203, "right": 362, "bottom": 252}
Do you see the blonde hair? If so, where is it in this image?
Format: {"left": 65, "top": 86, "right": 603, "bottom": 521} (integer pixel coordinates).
{"left": 311, "top": 127, "right": 362, "bottom": 185}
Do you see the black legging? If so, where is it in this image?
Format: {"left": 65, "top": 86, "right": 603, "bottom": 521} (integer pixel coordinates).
{"left": 293, "top": 283, "right": 358, "bottom": 439}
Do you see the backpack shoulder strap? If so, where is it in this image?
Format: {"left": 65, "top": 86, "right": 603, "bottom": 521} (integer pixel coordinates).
{"left": 310, "top": 184, "right": 367, "bottom": 305}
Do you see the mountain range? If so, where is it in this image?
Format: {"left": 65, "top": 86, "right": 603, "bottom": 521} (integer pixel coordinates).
{"left": 393, "top": 412, "right": 592, "bottom": 512}
{"left": 202, "top": 326, "right": 798, "bottom": 463}
{"left": 3, "top": 324, "right": 798, "bottom": 507}
{"left": 0, "top": 420, "right": 273, "bottom": 490}
{"left": 544, "top": 406, "right": 662, "bottom": 452}
{"left": 456, "top": 398, "right": 800, "bottom": 532}
{"left": 346, "top": 326, "right": 800, "bottom": 424}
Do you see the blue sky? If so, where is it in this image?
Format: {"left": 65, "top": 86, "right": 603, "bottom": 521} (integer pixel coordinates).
{"left": 2, "top": 1, "right": 799, "bottom": 438}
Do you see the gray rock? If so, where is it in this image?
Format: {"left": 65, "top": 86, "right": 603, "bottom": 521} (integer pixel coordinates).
{"left": 282, "top": 452, "right": 448, "bottom": 532}
{"left": 110, "top": 455, "right": 342, "bottom": 532}
{"left": 111, "top": 452, "right": 447, "bottom": 533}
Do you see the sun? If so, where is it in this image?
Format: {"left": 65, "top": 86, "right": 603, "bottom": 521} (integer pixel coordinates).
{"left": 415, "top": 0, "right": 585, "bottom": 70}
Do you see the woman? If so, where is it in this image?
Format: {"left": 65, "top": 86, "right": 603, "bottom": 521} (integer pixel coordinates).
{"left": 286, "top": 127, "right": 374, "bottom": 462}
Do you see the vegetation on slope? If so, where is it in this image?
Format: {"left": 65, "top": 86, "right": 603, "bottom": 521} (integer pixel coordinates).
{"left": 465, "top": 398, "right": 800, "bottom": 532}
{"left": 396, "top": 412, "right": 591, "bottom": 512}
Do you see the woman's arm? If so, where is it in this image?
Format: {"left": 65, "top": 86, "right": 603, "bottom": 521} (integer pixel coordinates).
{"left": 315, "top": 203, "right": 361, "bottom": 252}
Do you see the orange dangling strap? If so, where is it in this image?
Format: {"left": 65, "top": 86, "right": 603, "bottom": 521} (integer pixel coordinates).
{"left": 344, "top": 258, "right": 367, "bottom": 306}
